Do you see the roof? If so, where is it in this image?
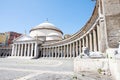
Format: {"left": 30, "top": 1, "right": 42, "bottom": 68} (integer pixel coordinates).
{"left": 30, "top": 21, "right": 63, "bottom": 34}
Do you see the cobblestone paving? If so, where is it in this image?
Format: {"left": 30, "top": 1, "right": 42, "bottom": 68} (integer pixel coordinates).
{"left": 0, "top": 58, "right": 113, "bottom": 80}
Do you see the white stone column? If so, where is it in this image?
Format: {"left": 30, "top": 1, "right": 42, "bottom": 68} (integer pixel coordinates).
{"left": 24, "top": 43, "right": 27, "bottom": 56}
{"left": 52, "top": 47, "right": 53, "bottom": 58}
{"left": 57, "top": 46, "right": 59, "bottom": 58}
{"left": 47, "top": 48, "right": 48, "bottom": 57}
{"left": 76, "top": 41, "right": 78, "bottom": 57}
{"left": 17, "top": 44, "right": 20, "bottom": 56}
{"left": 67, "top": 44, "right": 69, "bottom": 58}
{"left": 42, "top": 48, "right": 44, "bottom": 57}
{"left": 64, "top": 45, "right": 66, "bottom": 58}
{"left": 20, "top": 44, "right": 23, "bottom": 56}
{"left": 60, "top": 46, "right": 62, "bottom": 58}
{"left": 93, "top": 29, "right": 97, "bottom": 52}
{"left": 31, "top": 43, "right": 33, "bottom": 57}
{"left": 27, "top": 43, "right": 30, "bottom": 57}
{"left": 14, "top": 44, "right": 17, "bottom": 56}
{"left": 97, "top": 24, "right": 101, "bottom": 51}
{"left": 86, "top": 35, "right": 89, "bottom": 48}
{"left": 70, "top": 44, "right": 72, "bottom": 58}
{"left": 53, "top": 47, "right": 54, "bottom": 58}
{"left": 11, "top": 44, "right": 15, "bottom": 56}
{"left": 15, "top": 44, "right": 18, "bottom": 56}
{"left": 46, "top": 48, "right": 47, "bottom": 57}
{"left": 55, "top": 47, "right": 57, "bottom": 58}
{"left": 73, "top": 42, "right": 75, "bottom": 57}
{"left": 50, "top": 47, "right": 52, "bottom": 57}
{"left": 79, "top": 40, "right": 82, "bottom": 55}
{"left": 89, "top": 32, "right": 93, "bottom": 51}
{"left": 82, "top": 38, "right": 85, "bottom": 48}
{"left": 13, "top": 44, "right": 15, "bottom": 56}
{"left": 49, "top": 48, "right": 50, "bottom": 57}
{"left": 45, "top": 48, "right": 47, "bottom": 57}
{"left": 19, "top": 44, "right": 21, "bottom": 56}
{"left": 44, "top": 48, "right": 46, "bottom": 57}
{"left": 45, "top": 48, "right": 46, "bottom": 57}
{"left": 47, "top": 47, "right": 49, "bottom": 58}
{"left": 34, "top": 43, "right": 37, "bottom": 57}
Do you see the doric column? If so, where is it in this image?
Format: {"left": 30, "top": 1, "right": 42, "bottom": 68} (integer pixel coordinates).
{"left": 45, "top": 48, "right": 47, "bottom": 57}
{"left": 86, "top": 35, "right": 89, "bottom": 48}
{"left": 73, "top": 42, "right": 75, "bottom": 57}
{"left": 70, "top": 44, "right": 72, "bottom": 58}
{"left": 42, "top": 48, "right": 44, "bottom": 57}
{"left": 34, "top": 43, "right": 37, "bottom": 57}
{"left": 67, "top": 44, "right": 69, "bottom": 58}
{"left": 55, "top": 47, "right": 57, "bottom": 58}
{"left": 44, "top": 48, "right": 46, "bottom": 57}
{"left": 97, "top": 24, "right": 101, "bottom": 51}
{"left": 17, "top": 44, "right": 20, "bottom": 56}
{"left": 15, "top": 44, "right": 18, "bottom": 56}
{"left": 51, "top": 47, "right": 53, "bottom": 58}
{"left": 31, "top": 43, "right": 33, "bottom": 57}
{"left": 27, "top": 43, "right": 30, "bottom": 57}
{"left": 11, "top": 44, "right": 15, "bottom": 56}
{"left": 46, "top": 48, "right": 48, "bottom": 57}
{"left": 48, "top": 48, "right": 49, "bottom": 57}
{"left": 76, "top": 41, "right": 78, "bottom": 57}
{"left": 24, "top": 43, "right": 27, "bottom": 56}
{"left": 13, "top": 44, "right": 15, "bottom": 56}
{"left": 89, "top": 32, "right": 93, "bottom": 51}
{"left": 16, "top": 44, "right": 18, "bottom": 56}
{"left": 60, "top": 46, "right": 62, "bottom": 58}
{"left": 21, "top": 44, "right": 23, "bottom": 56}
{"left": 82, "top": 38, "right": 85, "bottom": 48}
{"left": 48, "top": 47, "right": 51, "bottom": 57}
{"left": 64, "top": 45, "right": 66, "bottom": 58}
{"left": 47, "top": 47, "right": 49, "bottom": 57}
{"left": 14, "top": 44, "right": 17, "bottom": 56}
{"left": 19, "top": 44, "right": 21, "bottom": 56}
{"left": 57, "top": 46, "right": 59, "bottom": 58}
{"left": 44, "top": 47, "right": 46, "bottom": 57}
{"left": 79, "top": 40, "right": 82, "bottom": 54}
{"left": 93, "top": 29, "right": 97, "bottom": 52}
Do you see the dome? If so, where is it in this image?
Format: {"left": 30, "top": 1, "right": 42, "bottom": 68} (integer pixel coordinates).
{"left": 30, "top": 21, "right": 63, "bottom": 34}
{"left": 29, "top": 21, "right": 63, "bottom": 42}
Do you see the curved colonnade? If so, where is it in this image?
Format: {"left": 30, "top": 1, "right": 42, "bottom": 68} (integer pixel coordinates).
{"left": 40, "top": 1, "right": 103, "bottom": 58}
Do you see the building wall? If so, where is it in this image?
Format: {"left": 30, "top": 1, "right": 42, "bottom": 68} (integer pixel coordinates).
{"left": 0, "top": 32, "right": 21, "bottom": 47}
{"left": 104, "top": 0, "right": 120, "bottom": 48}
{"left": 30, "top": 29, "right": 63, "bottom": 41}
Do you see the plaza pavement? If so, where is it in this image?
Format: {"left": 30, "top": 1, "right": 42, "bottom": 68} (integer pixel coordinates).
{"left": 0, "top": 58, "right": 113, "bottom": 80}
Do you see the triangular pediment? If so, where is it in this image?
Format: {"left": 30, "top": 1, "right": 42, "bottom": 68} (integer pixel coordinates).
{"left": 14, "top": 34, "right": 36, "bottom": 42}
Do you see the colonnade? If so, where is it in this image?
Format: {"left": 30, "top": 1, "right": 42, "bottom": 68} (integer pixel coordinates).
{"left": 11, "top": 42, "right": 37, "bottom": 57}
{"left": 41, "top": 23, "right": 101, "bottom": 58}
{"left": 0, "top": 48, "right": 11, "bottom": 57}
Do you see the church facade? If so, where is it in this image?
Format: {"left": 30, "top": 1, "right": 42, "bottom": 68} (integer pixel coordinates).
{"left": 11, "top": 0, "right": 120, "bottom": 58}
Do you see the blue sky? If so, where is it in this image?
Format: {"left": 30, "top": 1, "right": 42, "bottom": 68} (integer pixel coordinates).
{"left": 0, "top": 0, "right": 95, "bottom": 35}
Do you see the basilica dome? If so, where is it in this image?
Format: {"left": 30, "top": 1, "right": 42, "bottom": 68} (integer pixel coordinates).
{"left": 30, "top": 21, "right": 63, "bottom": 42}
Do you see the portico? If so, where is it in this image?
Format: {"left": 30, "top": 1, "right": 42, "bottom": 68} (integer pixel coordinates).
{"left": 11, "top": 35, "right": 42, "bottom": 58}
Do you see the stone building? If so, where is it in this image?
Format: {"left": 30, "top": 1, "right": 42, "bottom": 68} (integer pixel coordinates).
{"left": 0, "top": 32, "right": 21, "bottom": 47}
{"left": 10, "top": 0, "right": 120, "bottom": 58}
